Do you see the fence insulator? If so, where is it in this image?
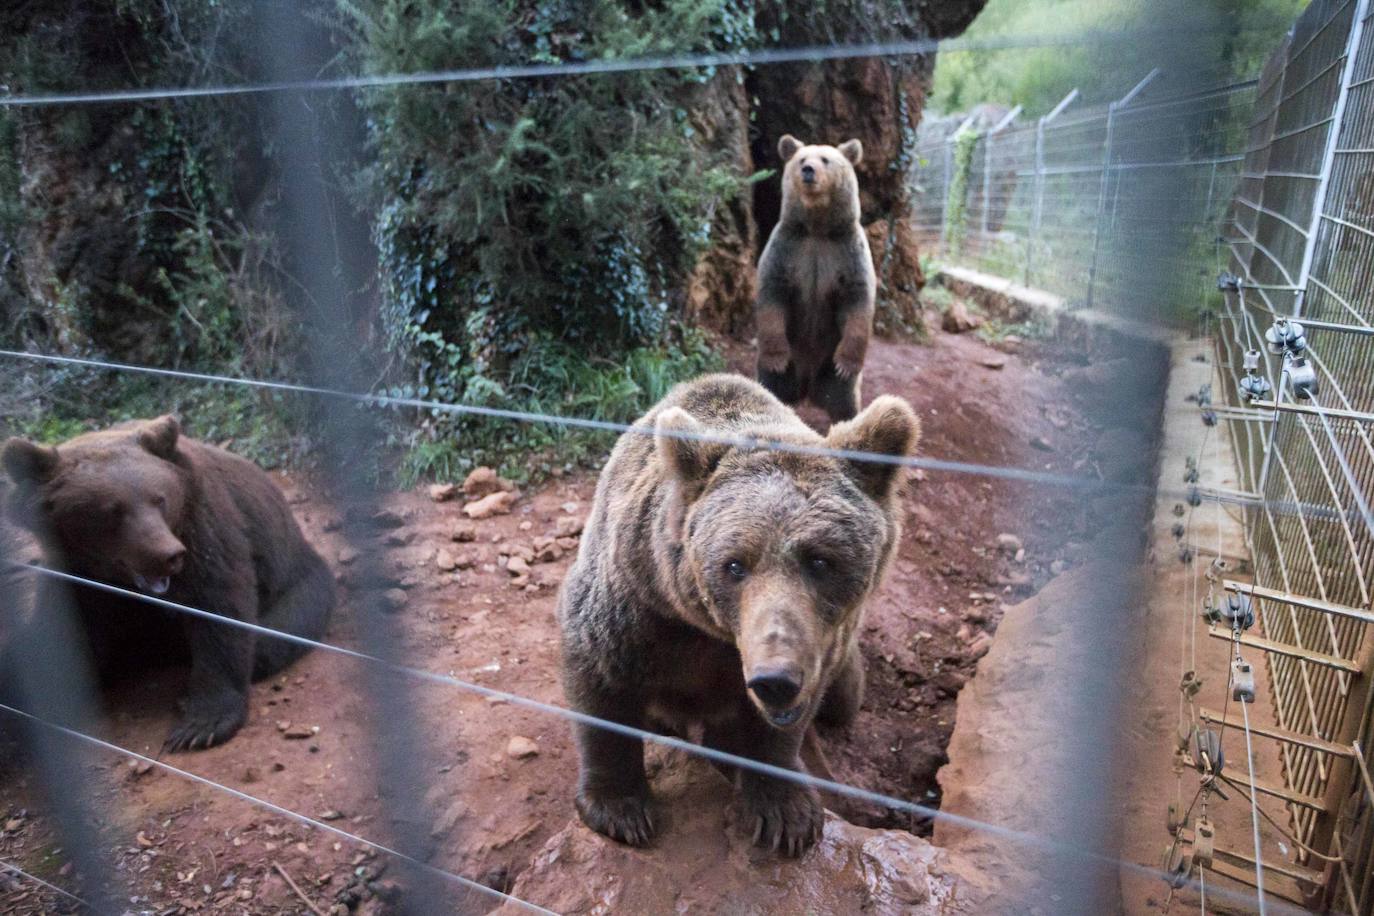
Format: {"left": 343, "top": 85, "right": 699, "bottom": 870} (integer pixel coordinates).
{"left": 1222, "top": 591, "right": 1255, "bottom": 630}
{"left": 1265, "top": 318, "right": 1307, "bottom": 355}
{"left": 1287, "top": 356, "right": 1319, "bottom": 400}
{"left": 1231, "top": 658, "right": 1257, "bottom": 703}
{"left": 1191, "top": 725, "right": 1226, "bottom": 777}
{"left": 1180, "top": 670, "right": 1203, "bottom": 700}
{"left": 1239, "top": 373, "right": 1273, "bottom": 402}
{"left": 1162, "top": 844, "right": 1193, "bottom": 889}
{"left": 1217, "top": 272, "right": 1241, "bottom": 292}
{"left": 1193, "top": 816, "right": 1216, "bottom": 869}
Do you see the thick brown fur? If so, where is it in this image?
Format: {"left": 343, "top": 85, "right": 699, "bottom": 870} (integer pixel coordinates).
{"left": 755, "top": 135, "right": 876, "bottom": 422}
{"left": 557, "top": 374, "right": 919, "bottom": 856}
{"left": 1, "top": 416, "right": 334, "bottom": 751}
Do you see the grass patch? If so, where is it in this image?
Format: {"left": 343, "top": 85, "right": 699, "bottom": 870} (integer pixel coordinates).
{"left": 392, "top": 327, "right": 724, "bottom": 487}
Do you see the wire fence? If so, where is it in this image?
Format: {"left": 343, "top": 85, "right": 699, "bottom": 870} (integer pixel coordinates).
{"left": 0, "top": 16, "right": 1250, "bottom": 916}
{"left": 910, "top": 74, "right": 1256, "bottom": 324}
{"left": 911, "top": 0, "right": 1374, "bottom": 910}
{"left": 3, "top": 4, "right": 1372, "bottom": 914}
{"left": 1216, "top": 0, "right": 1374, "bottom": 911}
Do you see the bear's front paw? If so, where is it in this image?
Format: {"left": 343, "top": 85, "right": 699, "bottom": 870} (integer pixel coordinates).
{"left": 758, "top": 334, "right": 792, "bottom": 375}
{"left": 745, "top": 781, "right": 823, "bottom": 857}
{"left": 833, "top": 338, "right": 866, "bottom": 379}
{"left": 576, "top": 788, "right": 656, "bottom": 846}
{"left": 164, "top": 696, "right": 248, "bottom": 752}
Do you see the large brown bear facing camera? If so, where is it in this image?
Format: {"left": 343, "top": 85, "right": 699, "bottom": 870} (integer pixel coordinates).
{"left": 755, "top": 135, "right": 877, "bottom": 423}
{"left": 2, "top": 416, "right": 334, "bottom": 751}
{"left": 557, "top": 374, "right": 918, "bottom": 856}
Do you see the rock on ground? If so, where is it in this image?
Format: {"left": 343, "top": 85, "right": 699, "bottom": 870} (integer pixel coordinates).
{"left": 941, "top": 299, "right": 984, "bottom": 334}
{"left": 493, "top": 754, "right": 959, "bottom": 915}
{"left": 935, "top": 560, "right": 1141, "bottom": 912}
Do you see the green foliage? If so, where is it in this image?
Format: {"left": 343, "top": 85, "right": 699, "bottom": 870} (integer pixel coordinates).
{"left": 932, "top": 0, "right": 1305, "bottom": 115}
{"left": 394, "top": 326, "right": 723, "bottom": 485}
{"left": 945, "top": 129, "right": 979, "bottom": 254}
{"left": 336, "top": 0, "right": 756, "bottom": 478}
{"left": 2, "top": 374, "right": 310, "bottom": 471}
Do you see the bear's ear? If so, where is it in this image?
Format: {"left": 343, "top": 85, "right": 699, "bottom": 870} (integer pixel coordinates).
{"left": 825, "top": 395, "right": 920, "bottom": 501}
{"left": 138, "top": 415, "right": 181, "bottom": 460}
{"left": 2, "top": 438, "right": 60, "bottom": 486}
{"left": 778, "top": 134, "right": 802, "bottom": 163}
{"left": 838, "top": 139, "right": 863, "bottom": 165}
{"left": 656, "top": 407, "right": 728, "bottom": 486}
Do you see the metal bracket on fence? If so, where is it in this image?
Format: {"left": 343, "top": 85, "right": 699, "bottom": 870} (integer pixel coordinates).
{"left": 1025, "top": 88, "right": 1079, "bottom": 287}
{"left": 1086, "top": 69, "right": 1160, "bottom": 308}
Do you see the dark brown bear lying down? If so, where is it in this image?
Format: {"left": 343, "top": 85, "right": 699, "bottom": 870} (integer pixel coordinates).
{"left": 2, "top": 416, "right": 334, "bottom": 751}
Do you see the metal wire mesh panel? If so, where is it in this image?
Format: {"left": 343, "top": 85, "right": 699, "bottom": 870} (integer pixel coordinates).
{"left": 1213, "top": 0, "right": 1374, "bottom": 910}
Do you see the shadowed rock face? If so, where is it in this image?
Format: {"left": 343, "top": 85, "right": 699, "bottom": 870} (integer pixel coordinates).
{"left": 493, "top": 750, "right": 962, "bottom": 916}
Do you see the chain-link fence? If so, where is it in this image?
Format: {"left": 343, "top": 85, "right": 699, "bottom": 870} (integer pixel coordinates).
{"left": 910, "top": 76, "right": 1255, "bottom": 324}
{"left": 911, "top": 0, "right": 1374, "bottom": 908}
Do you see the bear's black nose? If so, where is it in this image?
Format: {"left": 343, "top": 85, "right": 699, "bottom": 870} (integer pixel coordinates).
{"left": 800, "top": 163, "right": 816, "bottom": 184}
{"left": 747, "top": 670, "right": 802, "bottom": 709}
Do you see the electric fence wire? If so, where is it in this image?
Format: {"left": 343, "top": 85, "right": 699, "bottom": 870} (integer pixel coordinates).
{"left": 1241, "top": 700, "right": 1269, "bottom": 915}
{"left": 0, "top": 704, "right": 556, "bottom": 916}
{"left": 0, "top": 858, "right": 91, "bottom": 911}
{"left": 0, "top": 26, "right": 1284, "bottom": 109}
{"left": 0, "top": 348, "right": 1345, "bottom": 524}
{"left": 0, "top": 561, "right": 1307, "bottom": 915}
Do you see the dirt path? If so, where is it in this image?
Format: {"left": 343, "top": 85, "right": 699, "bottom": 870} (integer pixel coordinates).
{"left": 1, "top": 322, "right": 1121, "bottom": 914}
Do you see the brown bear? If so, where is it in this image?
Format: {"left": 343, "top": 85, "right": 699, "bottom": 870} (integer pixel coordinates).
{"left": 1, "top": 416, "right": 335, "bottom": 751}
{"left": 755, "top": 135, "right": 876, "bottom": 423}
{"left": 557, "top": 373, "right": 918, "bottom": 856}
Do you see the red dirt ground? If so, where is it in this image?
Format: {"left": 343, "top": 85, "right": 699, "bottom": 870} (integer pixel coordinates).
{"left": 0, "top": 319, "right": 1116, "bottom": 914}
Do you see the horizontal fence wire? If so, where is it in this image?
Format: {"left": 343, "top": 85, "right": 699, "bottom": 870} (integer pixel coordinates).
{"left": 0, "top": 858, "right": 91, "bottom": 910}
{"left": 0, "top": 26, "right": 1285, "bottom": 109}
{"left": 0, "top": 347, "right": 1356, "bottom": 525}
{"left": 0, "top": 561, "right": 1307, "bottom": 916}
{"left": 0, "top": 703, "right": 556, "bottom": 915}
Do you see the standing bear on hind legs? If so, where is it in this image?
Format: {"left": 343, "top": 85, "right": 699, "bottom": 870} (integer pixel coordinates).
{"left": 755, "top": 134, "right": 876, "bottom": 423}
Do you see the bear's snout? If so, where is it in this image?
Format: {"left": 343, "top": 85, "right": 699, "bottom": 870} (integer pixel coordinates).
{"left": 159, "top": 545, "right": 187, "bottom": 576}
{"left": 799, "top": 163, "right": 816, "bottom": 184}
{"left": 746, "top": 668, "right": 803, "bottom": 710}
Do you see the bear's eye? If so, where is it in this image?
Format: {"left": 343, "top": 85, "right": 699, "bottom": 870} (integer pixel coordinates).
{"left": 820, "top": 156, "right": 830, "bottom": 165}
{"left": 725, "top": 559, "right": 749, "bottom": 581}
{"left": 806, "top": 555, "right": 831, "bottom": 576}
{"left": 151, "top": 495, "right": 167, "bottom": 510}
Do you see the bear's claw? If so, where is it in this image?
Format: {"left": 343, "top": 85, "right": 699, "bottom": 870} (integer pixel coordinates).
{"left": 758, "top": 334, "right": 792, "bottom": 375}
{"left": 163, "top": 705, "right": 247, "bottom": 753}
{"left": 746, "top": 783, "right": 823, "bottom": 857}
{"left": 575, "top": 790, "right": 656, "bottom": 847}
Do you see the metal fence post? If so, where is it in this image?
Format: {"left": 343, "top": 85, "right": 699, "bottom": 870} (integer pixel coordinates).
{"left": 1292, "top": 0, "right": 1369, "bottom": 317}
{"left": 1086, "top": 69, "right": 1159, "bottom": 310}
{"left": 981, "top": 105, "right": 1022, "bottom": 240}
{"left": 1026, "top": 89, "right": 1079, "bottom": 287}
